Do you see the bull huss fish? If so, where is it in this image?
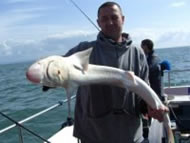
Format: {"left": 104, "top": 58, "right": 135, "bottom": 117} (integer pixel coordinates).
{"left": 26, "top": 47, "right": 174, "bottom": 143}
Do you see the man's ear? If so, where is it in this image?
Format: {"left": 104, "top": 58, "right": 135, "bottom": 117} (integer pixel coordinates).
{"left": 122, "top": 15, "right": 125, "bottom": 24}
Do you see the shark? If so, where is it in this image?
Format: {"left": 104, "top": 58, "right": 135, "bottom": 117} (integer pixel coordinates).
{"left": 26, "top": 47, "right": 174, "bottom": 143}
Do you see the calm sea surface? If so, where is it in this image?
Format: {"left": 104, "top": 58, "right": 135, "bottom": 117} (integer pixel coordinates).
{"left": 0, "top": 46, "right": 190, "bottom": 143}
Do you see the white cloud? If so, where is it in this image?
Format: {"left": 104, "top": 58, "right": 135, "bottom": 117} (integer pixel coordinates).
{"left": 11, "top": 7, "right": 51, "bottom": 14}
{"left": 1, "top": 26, "right": 190, "bottom": 64}
{"left": 0, "top": 5, "right": 52, "bottom": 27}
{"left": 47, "top": 30, "right": 96, "bottom": 39}
{"left": 0, "top": 5, "right": 55, "bottom": 42}
{"left": 128, "top": 27, "right": 190, "bottom": 48}
{"left": 157, "top": 30, "right": 190, "bottom": 48}
{"left": 0, "top": 32, "right": 96, "bottom": 64}
{"left": 0, "top": 41, "right": 12, "bottom": 56}
{"left": 170, "top": 2, "right": 185, "bottom": 7}
{"left": 6, "top": 0, "right": 34, "bottom": 4}
{"left": 0, "top": 13, "right": 42, "bottom": 26}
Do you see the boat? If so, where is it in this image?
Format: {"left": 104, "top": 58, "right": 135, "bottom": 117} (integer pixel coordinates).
{"left": 0, "top": 69, "right": 190, "bottom": 143}
{"left": 163, "top": 69, "right": 190, "bottom": 142}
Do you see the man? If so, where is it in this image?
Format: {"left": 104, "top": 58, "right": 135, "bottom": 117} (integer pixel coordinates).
{"left": 141, "top": 39, "right": 165, "bottom": 142}
{"left": 141, "top": 39, "right": 163, "bottom": 99}
{"left": 63, "top": 2, "right": 167, "bottom": 143}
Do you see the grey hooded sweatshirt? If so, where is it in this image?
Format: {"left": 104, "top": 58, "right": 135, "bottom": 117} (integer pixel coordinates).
{"left": 65, "top": 32, "right": 149, "bottom": 143}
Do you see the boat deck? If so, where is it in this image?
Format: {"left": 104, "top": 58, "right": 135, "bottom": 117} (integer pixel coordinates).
{"left": 47, "top": 126, "right": 77, "bottom": 143}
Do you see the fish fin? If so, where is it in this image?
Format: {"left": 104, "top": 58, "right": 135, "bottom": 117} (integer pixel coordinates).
{"left": 71, "top": 47, "right": 93, "bottom": 71}
{"left": 66, "top": 86, "right": 77, "bottom": 118}
{"left": 125, "top": 71, "right": 137, "bottom": 85}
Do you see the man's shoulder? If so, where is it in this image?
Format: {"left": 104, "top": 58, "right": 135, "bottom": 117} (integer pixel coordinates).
{"left": 65, "top": 41, "right": 96, "bottom": 56}
{"left": 128, "top": 45, "right": 145, "bottom": 56}
{"left": 78, "top": 41, "right": 96, "bottom": 49}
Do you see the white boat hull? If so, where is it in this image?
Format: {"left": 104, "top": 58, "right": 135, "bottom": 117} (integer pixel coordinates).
{"left": 47, "top": 126, "right": 77, "bottom": 143}
{"left": 165, "top": 86, "right": 190, "bottom": 96}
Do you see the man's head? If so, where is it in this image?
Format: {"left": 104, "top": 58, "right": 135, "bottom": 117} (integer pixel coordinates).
{"left": 97, "top": 2, "right": 124, "bottom": 42}
{"left": 141, "top": 39, "right": 154, "bottom": 55}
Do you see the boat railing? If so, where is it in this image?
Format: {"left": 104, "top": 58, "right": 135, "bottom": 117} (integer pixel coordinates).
{"left": 0, "top": 95, "right": 76, "bottom": 143}
{"left": 164, "top": 69, "right": 190, "bottom": 88}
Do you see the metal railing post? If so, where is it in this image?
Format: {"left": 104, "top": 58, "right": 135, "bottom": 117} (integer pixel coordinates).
{"left": 168, "top": 72, "right": 171, "bottom": 88}
{"left": 17, "top": 126, "right": 24, "bottom": 143}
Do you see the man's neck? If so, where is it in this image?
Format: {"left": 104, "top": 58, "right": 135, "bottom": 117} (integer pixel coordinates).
{"left": 106, "top": 35, "right": 123, "bottom": 43}
{"left": 114, "top": 36, "right": 123, "bottom": 43}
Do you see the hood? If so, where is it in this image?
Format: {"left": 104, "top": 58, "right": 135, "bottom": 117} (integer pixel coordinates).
{"left": 97, "top": 32, "right": 132, "bottom": 48}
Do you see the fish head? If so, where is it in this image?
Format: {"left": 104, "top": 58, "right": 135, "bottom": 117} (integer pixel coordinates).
{"left": 26, "top": 56, "right": 68, "bottom": 88}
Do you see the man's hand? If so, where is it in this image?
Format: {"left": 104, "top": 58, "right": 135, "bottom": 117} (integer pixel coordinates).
{"left": 148, "top": 106, "right": 169, "bottom": 122}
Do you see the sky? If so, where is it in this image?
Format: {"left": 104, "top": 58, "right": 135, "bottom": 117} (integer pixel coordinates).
{"left": 0, "top": 0, "right": 190, "bottom": 64}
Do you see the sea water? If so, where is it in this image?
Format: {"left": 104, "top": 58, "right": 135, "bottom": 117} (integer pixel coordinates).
{"left": 0, "top": 46, "right": 190, "bottom": 143}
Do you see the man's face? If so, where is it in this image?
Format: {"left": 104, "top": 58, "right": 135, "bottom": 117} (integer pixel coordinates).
{"left": 97, "top": 5, "right": 124, "bottom": 41}
{"left": 141, "top": 44, "right": 149, "bottom": 55}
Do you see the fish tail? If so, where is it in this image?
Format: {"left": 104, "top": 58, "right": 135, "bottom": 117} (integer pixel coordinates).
{"left": 164, "top": 114, "right": 175, "bottom": 143}
{"left": 166, "top": 126, "right": 175, "bottom": 143}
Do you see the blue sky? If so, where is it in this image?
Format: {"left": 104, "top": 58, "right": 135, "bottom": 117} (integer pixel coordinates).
{"left": 0, "top": 0, "right": 190, "bottom": 64}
